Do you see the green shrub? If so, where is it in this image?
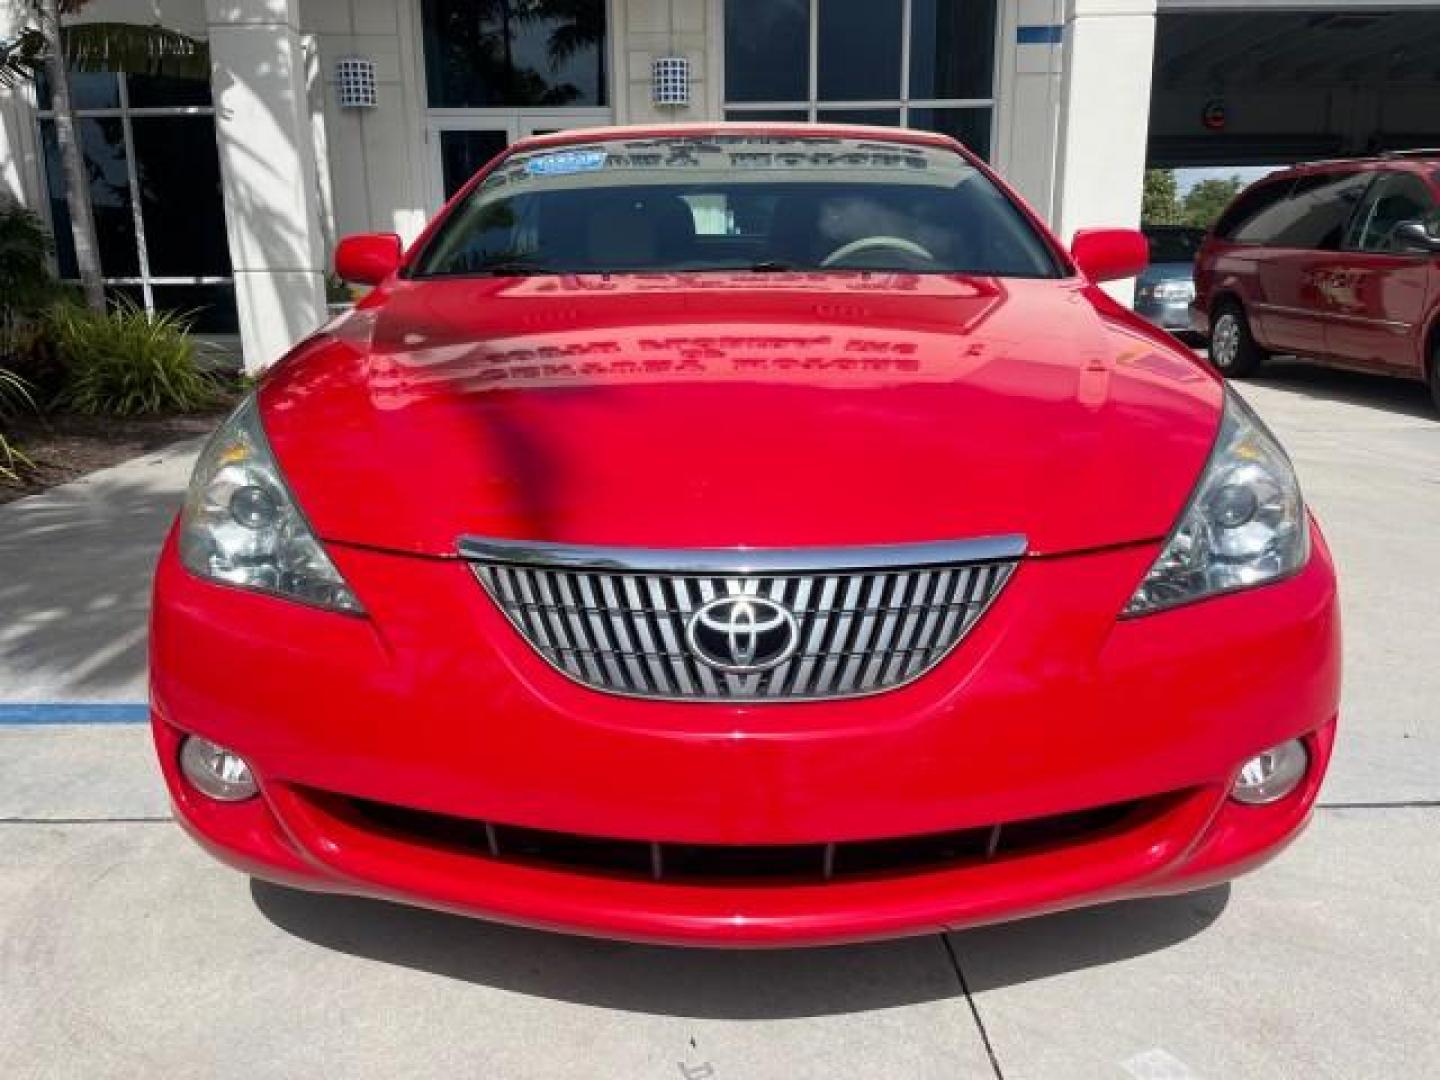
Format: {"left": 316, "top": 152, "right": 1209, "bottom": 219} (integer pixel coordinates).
{"left": 49, "top": 298, "right": 222, "bottom": 417}
{"left": 0, "top": 200, "right": 66, "bottom": 399}
{"left": 0, "top": 200, "right": 57, "bottom": 323}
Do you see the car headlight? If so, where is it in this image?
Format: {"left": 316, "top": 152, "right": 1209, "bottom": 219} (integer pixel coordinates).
{"left": 178, "top": 395, "right": 364, "bottom": 614}
{"left": 1124, "top": 390, "right": 1308, "bottom": 615}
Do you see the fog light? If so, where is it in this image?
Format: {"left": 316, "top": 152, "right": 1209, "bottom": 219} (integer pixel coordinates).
{"left": 179, "top": 736, "right": 258, "bottom": 802}
{"left": 1231, "top": 740, "right": 1308, "bottom": 805}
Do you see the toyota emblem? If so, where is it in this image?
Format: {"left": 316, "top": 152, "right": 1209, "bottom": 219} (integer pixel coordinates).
{"left": 686, "top": 594, "right": 800, "bottom": 673}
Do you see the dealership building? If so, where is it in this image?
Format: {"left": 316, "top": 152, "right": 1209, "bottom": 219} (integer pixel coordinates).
{"left": 2, "top": 0, "right": 1438, "bottom": 370}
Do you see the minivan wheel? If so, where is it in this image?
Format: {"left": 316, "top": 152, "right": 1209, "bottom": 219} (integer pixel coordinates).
{"left": 1210, "top": 302, "right": 1266, "bottom": 378}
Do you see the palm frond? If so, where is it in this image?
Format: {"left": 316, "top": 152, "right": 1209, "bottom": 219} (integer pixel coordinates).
{"left": 62, "top": 23, "right": 209, "bottom": 79}
{"left": 544, "top": 23, "right": 594, "bottom": 67}
{"left": 0, "top": 365, "right": 35, "bottom": 483}
{"left": 0, "top": 28, "right": 45, "bottom": 90}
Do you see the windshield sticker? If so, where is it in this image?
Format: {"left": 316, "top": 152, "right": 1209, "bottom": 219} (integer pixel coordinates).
{"left": 525, "top": 150, "right": 608, "bottom": 177}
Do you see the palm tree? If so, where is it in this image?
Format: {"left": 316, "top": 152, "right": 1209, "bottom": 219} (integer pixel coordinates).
{"left": 527, "top": 0, "right": 606, "bottom": 104}
{"left": 0, "top": 2, "right": 204, "bottom": 311}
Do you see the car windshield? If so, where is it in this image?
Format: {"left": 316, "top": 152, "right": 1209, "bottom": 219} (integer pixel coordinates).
{"left": 1145, "top": 227, "right": 1205, "bottom": 264}
{"left": 411, "top": 134, "right": 1061, "bottom": 279}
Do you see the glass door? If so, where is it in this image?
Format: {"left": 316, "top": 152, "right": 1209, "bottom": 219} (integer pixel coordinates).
{"left": 437, "top": 126, "right": 511, "bottom": 200}
{"left": 429, "top": 111, "right": 611, "bottom": 203}
{"left": 416, "top": 0, "right": 615, "bottom": 204}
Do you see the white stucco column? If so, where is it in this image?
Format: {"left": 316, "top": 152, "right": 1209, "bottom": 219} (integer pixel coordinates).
{"left": 0, "top": 0, "right": 43, "bottom": 208}
{"left": 993, "top": 1, "right": 1064, "bottom": 223}
{"left": 1053, "top": 0, "right": 1157, "bottom": 246}
{"left": 207, "top": 0, "right": 329, "bottom": 372}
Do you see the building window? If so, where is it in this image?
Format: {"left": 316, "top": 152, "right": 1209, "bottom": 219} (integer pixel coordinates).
{"left": 723, "top": 0, "right": 997, "bottom": 158}
{"left": 422, "top": 0, "right": 609, "bottom": 108}
{"left": 34, "top": 69, "right": 237, "bottom": 333}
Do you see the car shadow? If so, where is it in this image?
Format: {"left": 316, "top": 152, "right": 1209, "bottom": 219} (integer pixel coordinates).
{"left": 251, "top": 879, "right": 1229, "bottom": 1019}
{"left": 1244, "top": 358, "right": 1435, "bottom": 421}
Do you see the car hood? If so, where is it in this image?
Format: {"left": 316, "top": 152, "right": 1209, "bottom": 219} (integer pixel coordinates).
{"left": 260, "top": 273, "right": 1222, "bottom": 558}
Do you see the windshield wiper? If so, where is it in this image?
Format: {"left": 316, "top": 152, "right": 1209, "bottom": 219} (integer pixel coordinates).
{"left": 748, "top": 260, "right": 796, "bottom": 273}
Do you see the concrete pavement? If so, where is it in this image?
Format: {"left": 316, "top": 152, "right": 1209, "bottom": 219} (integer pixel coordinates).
{"left": 0, "top": 440, "right": 200, "bottom": 704}
{"left": 1, "top": 358, "right": 1437, "bottom": 1078}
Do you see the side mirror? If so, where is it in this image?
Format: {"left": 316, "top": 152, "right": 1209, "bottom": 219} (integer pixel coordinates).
{"left": 1391, "top": 220, "right": 1440, "bottom": 255}
{"left": 335, "top": 232, "right": 403, "bottom": 286}
{"left": 1071, "top": 228, "right": 1149, "bottom": 284}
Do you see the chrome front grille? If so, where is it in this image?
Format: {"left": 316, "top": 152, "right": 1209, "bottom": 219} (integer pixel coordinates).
{"left": 464, "top": 536, "right": 1022, "bottom": 701}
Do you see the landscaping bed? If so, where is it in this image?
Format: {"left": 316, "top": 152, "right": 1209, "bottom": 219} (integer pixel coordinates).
{"left": 0, "top": 400, "right": 236, "bottom": 505}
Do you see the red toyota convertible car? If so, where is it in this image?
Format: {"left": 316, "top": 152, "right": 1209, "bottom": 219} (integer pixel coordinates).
{"left": 151, "top": 126, "right": 1340, "bottom": 946}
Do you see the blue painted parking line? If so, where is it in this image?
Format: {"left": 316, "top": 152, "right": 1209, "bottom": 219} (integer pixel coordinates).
{"left": 0, "top": 703, "right": 149, "bottom": 725}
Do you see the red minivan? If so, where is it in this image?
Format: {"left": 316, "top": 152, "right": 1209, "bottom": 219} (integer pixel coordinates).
{"left": 1192, "top": 153, "right": 1440, "bottom": 410}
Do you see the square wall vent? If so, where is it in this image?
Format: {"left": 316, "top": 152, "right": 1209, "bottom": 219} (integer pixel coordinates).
{"left": 336, "top": 57, "right": 378, "bottom": 109}
{"left": 652, "top": 56, "right": 690, "bottom": 108}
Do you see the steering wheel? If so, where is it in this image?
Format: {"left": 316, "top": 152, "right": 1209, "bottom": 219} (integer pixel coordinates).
{"left": 820, "top": 235, "right": 937, "bottom": 269}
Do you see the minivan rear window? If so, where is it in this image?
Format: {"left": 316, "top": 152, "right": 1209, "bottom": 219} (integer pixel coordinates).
{"left": 1215, "top": 180, "right": 1292, "bottom": 242}
{"left": 1216, "top": 171, "right": 1370, "bottom": 250}
{"left": 1269, "top": 171, "right": 1370, "bottom": 249}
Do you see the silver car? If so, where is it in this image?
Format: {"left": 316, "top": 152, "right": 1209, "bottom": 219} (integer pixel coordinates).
{"left": 1135, "top": 226, "right": 1205, "bottom": 334}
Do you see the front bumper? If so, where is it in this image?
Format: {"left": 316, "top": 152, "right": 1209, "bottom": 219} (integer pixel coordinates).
{"left": 151, "top": 522, "right": 1340, "bottom": 947}
{"left": 1136, "top": 297, "right": 1195, "bottom": 332}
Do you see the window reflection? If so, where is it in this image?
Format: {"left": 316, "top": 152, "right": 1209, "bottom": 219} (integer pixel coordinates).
{"left": 40, "top": 118, "right": 138, "bottom": 278}
{"left": 423, "top": 0, "right": 608, "bottom": 108}
{"left": 722, "top": 0, "right": 998, "bottom": 160}
{"left": 34, "top": 69, "right": 120, "bottom": 111}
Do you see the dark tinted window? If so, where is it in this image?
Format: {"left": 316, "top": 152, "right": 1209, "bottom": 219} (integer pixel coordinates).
{"left": 414, "top": 135, "right": 1058, "bottom": 278}
{"left": 1347, "top": 172, "right": 1439, "bottom": 252}
{"left": 127, "top": 72, "right": 212, "bottom": 108}
{"left": 1215, "top": 179, "right": 1292, "bottom": 243}
{"left": 817, "top": 108, "right": 902, "bottom": 127}
{"left": 441, "top": 129, "right": 510, "bottom": 198}
{"left": 908, "top": 107, "right": 991, "bottom": 157}
{"left": 1145, "top": 227, "right": 1204, "bottom": 264}
{"left": 151, "top": 284, "right": 239, "bottom": 333}
{"left": 1268, "top": 171, "right": 1370, "bottom": 249}
{"left": 131, "top": 117, "right": 231, "bottom": 277}
{"left": 818, "top": 0, "right": 903, "bottom": 101}
{"left": 910, "top": 0, "right": 997, "bottom": 100}
{"left": 725, "top": 110, "right": 809, "bottom": 122}
{"left": 724, "top": 0, "right": 808, "bottom": 103}
{"left": 422, "top": 0, "right": 607, "bottom": 108}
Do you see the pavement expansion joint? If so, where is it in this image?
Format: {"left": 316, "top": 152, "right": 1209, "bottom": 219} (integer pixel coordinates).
{"left": 941, "top": 933, "right": 1006, "bottom": 1080}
